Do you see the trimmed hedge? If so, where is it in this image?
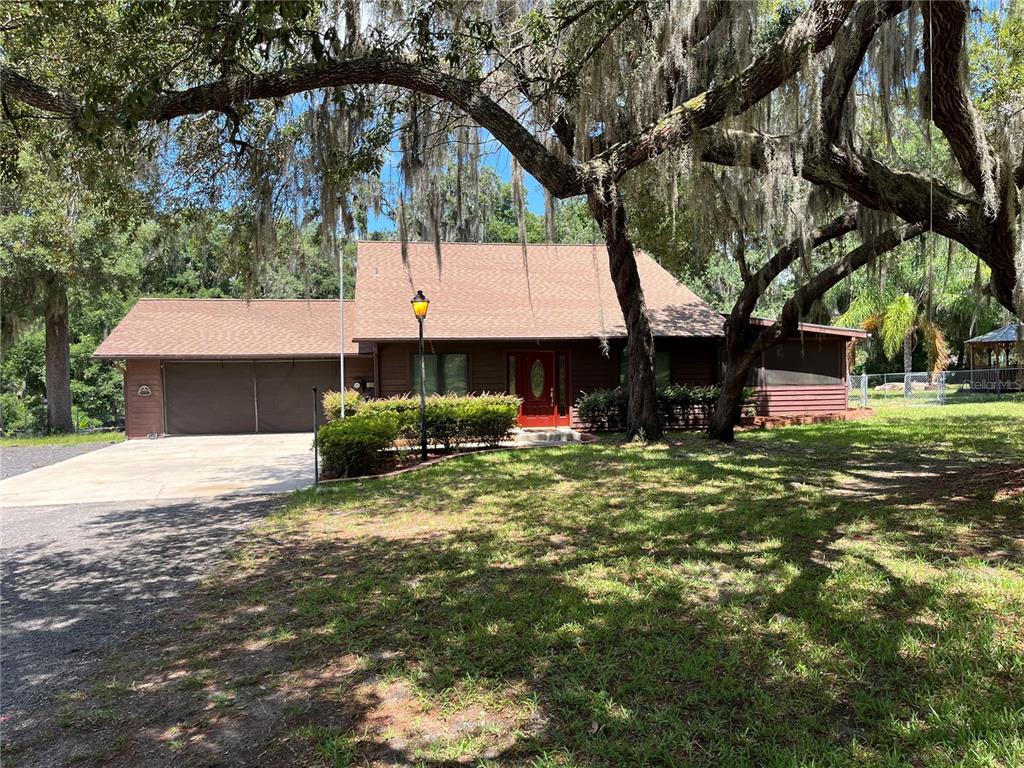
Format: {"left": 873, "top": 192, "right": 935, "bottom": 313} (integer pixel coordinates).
{"left": 316, "top": 412, "right": 400, "bottom": 477}
{"left": 574, "top": 384, "right": 750, "bottom": 431}
{"left": 322, "top": 389, "right": 361, "bottom": 422}
{"left": 321, "top": 391, "right": 521, "bottom": 451}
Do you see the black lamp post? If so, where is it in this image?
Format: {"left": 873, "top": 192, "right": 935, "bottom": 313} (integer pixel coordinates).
{"left": 411, "top": 290, "right": 430, "bottom": 461}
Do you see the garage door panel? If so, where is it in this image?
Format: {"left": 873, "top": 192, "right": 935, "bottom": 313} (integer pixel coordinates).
{"left": 255, "top": 361, "right": 339, "bottom": 433}
{"left": 165, "top": 362, "right": 256, "bottom": 434}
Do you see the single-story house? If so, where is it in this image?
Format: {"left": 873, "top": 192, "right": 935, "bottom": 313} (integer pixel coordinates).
{"left": 95, "top": 241, "right": 866, "bottom": 438}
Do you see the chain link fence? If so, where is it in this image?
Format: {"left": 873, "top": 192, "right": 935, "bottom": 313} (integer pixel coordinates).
{"left": 848, "top": 367, "right": 1024, "bottom": 408}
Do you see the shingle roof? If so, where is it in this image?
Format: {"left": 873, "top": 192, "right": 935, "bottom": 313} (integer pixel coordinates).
{"left": 966, "top": 322, "right": 1023, "bottom": 344}
{"left": 352, "top": 241, "right": 724, "bottom": 341}
{"left": 93, "top": 299, "right": 360, "bottom": 359}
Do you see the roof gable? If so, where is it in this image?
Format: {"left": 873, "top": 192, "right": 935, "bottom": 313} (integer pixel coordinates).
{"left": 352, "top": 241, "right": 724, "bottom": 340}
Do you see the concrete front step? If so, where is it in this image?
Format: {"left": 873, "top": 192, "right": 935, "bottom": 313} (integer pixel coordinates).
{"left": 512, "top": 427, "right": 582, "bottom": 446}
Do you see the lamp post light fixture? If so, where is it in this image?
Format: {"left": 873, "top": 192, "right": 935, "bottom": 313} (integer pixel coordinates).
{"left": 411, "top": 290, "right": 430, "bottom": 461}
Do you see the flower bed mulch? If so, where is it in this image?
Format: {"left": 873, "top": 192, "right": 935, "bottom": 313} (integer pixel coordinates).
{"left": 739, "top": 408, "right": 875, "bottom": 430}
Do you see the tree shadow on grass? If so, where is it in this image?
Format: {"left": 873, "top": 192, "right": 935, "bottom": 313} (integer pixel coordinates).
{"left": 0, "top": 496, "right": 277, "bottom": 739}
{"left": 7, "top": 419, "right": 1024, "bottom": 767}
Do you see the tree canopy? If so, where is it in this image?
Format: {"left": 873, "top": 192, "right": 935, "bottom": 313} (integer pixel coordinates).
{"left": 2, "top": 0, "right": 1022, "bottom": 437}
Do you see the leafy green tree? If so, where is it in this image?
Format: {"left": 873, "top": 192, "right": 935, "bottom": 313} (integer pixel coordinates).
{"left": 0, "top": 150, "right": 144, "bottom": 432}
{"left": 836, "top": 290, "right": 948, "bottom": 374}
{"left": 5, "top": 1, "right": 1023, "bottom": 441}
{"left": 831, "top": 239, "right": 1007, "bottom": 373}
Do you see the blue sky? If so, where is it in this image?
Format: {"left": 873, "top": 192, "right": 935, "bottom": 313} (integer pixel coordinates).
{"left": 366, "top": 131, "right": 547, "bottom": 232}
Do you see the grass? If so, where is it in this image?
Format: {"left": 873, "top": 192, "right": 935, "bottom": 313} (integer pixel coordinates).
{"left": 0, "top": 430, "right": 124, "bottom": 447}
{"left": 10, "top": 398, "right": 1024, "bottom": 767}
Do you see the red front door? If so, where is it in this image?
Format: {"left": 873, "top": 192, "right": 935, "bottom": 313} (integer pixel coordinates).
{"left": 518, "top": 351, "right": 555, "bottom": 427}
{"left": 513, "top": 350, "right": 571, "bottom": 427}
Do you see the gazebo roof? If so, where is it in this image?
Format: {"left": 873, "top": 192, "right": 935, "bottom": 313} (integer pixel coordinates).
{"left": 966, "top": 322, "right": 1023, "bottom": 345}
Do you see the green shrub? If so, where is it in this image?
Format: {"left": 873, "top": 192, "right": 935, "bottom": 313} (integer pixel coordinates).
{"left": 574, "top": 387, "right": 628, "bottom": 430}
{"left": 322, "top": 389, "right": 362, "bottom": 422}
{"left": 574, "top": 384, "right": 752, "bottom": 431}
{"left": 357, "top": 396, "right": 420, "bottom": 438}
{"left": 322, "top": 393, "right": 520, "bottom": 451}
{"left": 0, "top": 392, "right": 37, "bottom": 435}
{"left": 316, "top": 412, "right": 399, "bottom": 478}
{"left": 455, "top": 394, "right": 520, "bottom": 447}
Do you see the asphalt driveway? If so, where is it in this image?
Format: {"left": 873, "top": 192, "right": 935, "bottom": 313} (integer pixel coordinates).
{"left": 0, "top": 432, "right": 315, "bottom": 507}
{"left": 0, "top": 434, "right": 315, "bottom": 740}
{"left": 1, "top": 495, "right": 281, "bottom": 738}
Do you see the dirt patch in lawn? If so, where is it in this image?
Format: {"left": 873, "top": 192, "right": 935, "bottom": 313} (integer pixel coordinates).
{"left": 834, "top": 460, "right": 1024, "bottom": 504}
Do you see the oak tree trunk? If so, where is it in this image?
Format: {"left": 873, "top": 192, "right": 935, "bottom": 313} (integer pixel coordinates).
{"left": 44, "top": 277, "right": 73, "bottom": 433}
{"left": 585, "top": 173, "right": 661, "bottom": 440}
{"left": 708, "top": 321, "right": 760, "bottom": 442}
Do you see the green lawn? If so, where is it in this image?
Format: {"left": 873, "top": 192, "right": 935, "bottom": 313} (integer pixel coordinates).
{"left": 0, "top": 430, "right": 124, "bottom": 447}
{"left": 18, "top": 399, "right": 1024, "bottom": 767}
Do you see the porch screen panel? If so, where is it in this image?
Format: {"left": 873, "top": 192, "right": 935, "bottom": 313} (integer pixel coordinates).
{"left": 762, "top": 339, "right": 842, "bottom": 386}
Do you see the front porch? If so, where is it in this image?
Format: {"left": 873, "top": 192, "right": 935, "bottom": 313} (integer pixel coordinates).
{"left": 370, "top": 337, "right": 720, "bottom": 429}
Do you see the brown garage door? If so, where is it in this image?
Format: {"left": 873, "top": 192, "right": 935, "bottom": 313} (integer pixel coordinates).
{"left": 165, "top": 361, "right": 257, "bottom": 434}
{"left": 164, "top": 360, "right": 342, "bottom": 434}
{"left": 255, "top": 360, "right": 339, "bottom": 432}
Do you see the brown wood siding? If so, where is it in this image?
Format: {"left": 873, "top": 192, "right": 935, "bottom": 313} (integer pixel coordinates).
{"left": 344, "top": 356, "right": 375, "bottom": 390}
{"left": 378, "top": 337, "right": 720, "bottom": 399}
{"left": 753, "top": 384, "right": 848, "bottom": 416}
{"left": 376, "top": 337, "right": 723, "bottom": 429}
{"left": 124, "top": 358, "right": 165, "bottom": 438}
{"left": 569, "top": 340, "right": 621, "bottom": 399}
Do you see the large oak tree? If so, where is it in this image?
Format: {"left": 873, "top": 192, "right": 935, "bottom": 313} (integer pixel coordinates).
{"left": 3, "top": 1, "right": 1021, "bottom": 438}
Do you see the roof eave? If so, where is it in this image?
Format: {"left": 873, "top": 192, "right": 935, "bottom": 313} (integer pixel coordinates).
{"left": 92, "top": 352, "right": 368, "bottom": 360}
{"left": 746, "top": 316, "right": 870, "bottom": 339}
{"left": 352, "top": 333, "right": 724, "bottom": 343}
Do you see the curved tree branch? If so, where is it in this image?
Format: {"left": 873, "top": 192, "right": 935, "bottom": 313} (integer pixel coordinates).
{"left": 698, "top": 128, "right": 985, "bottom": 257}
{"left": 757, "top": 221, "right": 927, "bottom": 351}
{"left": 921, "top": 0, "right": 996, "bottom": 204}
{"left": 728, "top": 204, "right": 859, "bottom": 333}
{"left": 0, "top": 66, "right": 84, "bottom": 118}
{"left": 820, "top": 0, "right": 908, "bottom": 145}
{"left": 1, "top": 59, "right": 583, "bottom": 198}
{"left": 709, "top": 213, "right": 924, "bottom": 441}
{"left": 592, "top": 0, "right": 855, "bottom": 178}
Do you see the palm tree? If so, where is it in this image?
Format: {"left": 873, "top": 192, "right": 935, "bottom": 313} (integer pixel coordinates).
{"left": 836, "top": 289, "right": 949, "bottom": 374}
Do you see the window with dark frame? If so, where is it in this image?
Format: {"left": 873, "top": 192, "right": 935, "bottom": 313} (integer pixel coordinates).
{"left": 620, "top": 349, "right": 671, "bottom": 387}
{"left": 412, "top": 353, "right": 469, "bottom": 395}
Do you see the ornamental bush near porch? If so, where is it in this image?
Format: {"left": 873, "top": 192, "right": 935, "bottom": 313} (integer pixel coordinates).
{"left": 575, "top": 384, "right": 753, "bottom": 432}
{"left": 322, "top": 390, "right": 521, "bottom": 451}
{"left": 316, "top": 412, "right": 400, "bottom": 477}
